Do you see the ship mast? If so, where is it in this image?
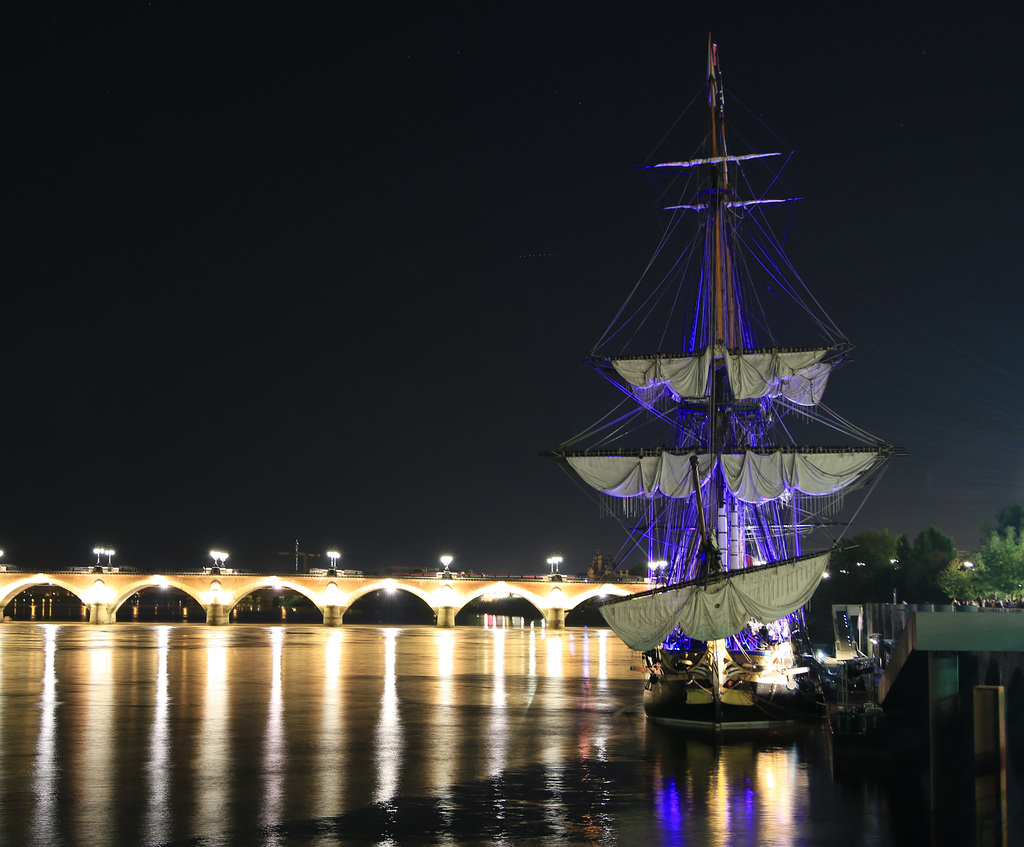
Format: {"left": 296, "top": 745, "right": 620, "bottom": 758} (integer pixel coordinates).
{"left": 704, "top": 37, "right": 738, "bottom": 574}
{"left": 707, "top": 36, "right": 733, "bottom": 348}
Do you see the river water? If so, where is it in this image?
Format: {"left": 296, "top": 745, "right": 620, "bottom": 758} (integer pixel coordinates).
{"left": 0, "top": 622, "right": 931, "bottom": 846}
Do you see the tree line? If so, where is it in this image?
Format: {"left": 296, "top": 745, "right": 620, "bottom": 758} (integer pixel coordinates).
{"left": 812, "top": 504, "right": 1024, "bottom": 610}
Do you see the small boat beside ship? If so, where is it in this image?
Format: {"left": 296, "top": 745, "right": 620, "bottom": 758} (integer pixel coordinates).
{"left": 549, "top": 38, "right": 896, "bottom": 730}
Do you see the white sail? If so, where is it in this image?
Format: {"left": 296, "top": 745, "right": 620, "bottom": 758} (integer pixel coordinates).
{"left": 610, "top": 347, "right": 835, "bottom": 405}
{"left": 566, "top": 452, "right": 713, "bottom": 498}
{"left": 723, "top": 348, "right": 834, "bottom": 405}
{"left": 599, "top": 553, "right": 830, "bottom": 649}
{"left": 566, "top": 448, "right": 886, "bottom": 503}
{"left": 611, "top": 352, "right": 711, "bottom": 398}
{"left": 719, "top": 449, "right": 885, "bottom": 504}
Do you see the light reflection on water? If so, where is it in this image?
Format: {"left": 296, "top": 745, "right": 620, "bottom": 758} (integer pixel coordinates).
{"left": 0, "top": 623, "right": 930, "bottom": 846}
{"left": 375, "top": 628, "right": 401, "bottom": 809}
{"left": 261, "top": 627, "right": 286, "bottom": 834}
{"left": 30, "top": 625, "right": 58, "bottom": 841}
{"left": 196, "top": 627, "right": 230, "bottom": 839}
{"left": 144, "top": 626, "right": 172, "bottom": 843}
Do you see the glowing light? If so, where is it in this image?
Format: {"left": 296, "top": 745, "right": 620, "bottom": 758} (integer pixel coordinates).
{"left": 152, "top": 575, "right": 167, "bottom": 588}
{"left": 326, "top": 550, "right": 340, "bottom": 570}
{"left": 440, "top": 555, "right": 453, "bottom": 574}
{"left": 93, "top": 547, "right": 115, "bottom": 565}
{"left": 324, "top": 582, "right": 345, "bottom": 606}
{"left": 384, "top": 578, "right": 396, "bottom": 594}
{"left": 209, "top": 550, "right": 229, "bottom": 568}
{"left": 549, "top": 586, "right": 563, "bottom": 607}
{"left": 546, "top": 555, "right": 562, "bottom": 574}
{"left": 205, "top": 580, "right": 223, "bottom": 606}
{"left": 83, "top": 578, "right": 115, "bottom": 605}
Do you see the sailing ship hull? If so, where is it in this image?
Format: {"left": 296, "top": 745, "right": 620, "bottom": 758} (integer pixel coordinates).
{"left": 641, "top": 647, "right": 826, "bottom": 729}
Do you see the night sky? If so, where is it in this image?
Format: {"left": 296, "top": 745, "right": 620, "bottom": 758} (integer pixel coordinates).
{"left": 3, "top": 3, "right": 1022, "bottom": 575}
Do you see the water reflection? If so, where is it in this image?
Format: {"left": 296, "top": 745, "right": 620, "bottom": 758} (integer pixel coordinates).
{"left": 487, "top": 628, "right": 507, "bottom": 778}
{"left": 260, "top": 627, "right": 286, "bottom": 833}
{"left": 30, "top": 625, "right": 59, "bottom": 841}
{"left": 647, "top": 724, "right": 820, "bottom": 847}
{"left": 314, "top": 627, "right": 344, "bottom": 825}
{"left": 143, "top": 626, "right": 171, "bottom": 844}
{"left": 375, "top": 628, "right": 402, "bottom": 806}
{"left": 0, "top": 624, "right": 935, "bottom": 846}
{"left": 545, "top": 629, "right": 563, "bottom": 676}
{"left": 79, "top": 631, "right": 114, "bottom": 843}
{"left": 432, "top": 630, "right": 457, "bottom": 840}
{"left": 195, "top": 628, "right": 229, "bottom": 838}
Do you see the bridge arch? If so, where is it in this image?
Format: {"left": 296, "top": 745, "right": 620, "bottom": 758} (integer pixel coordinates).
{"left": 221, "top": 577, "right": 323, "bottom": 616}
{"left": 0, "top": 574, "right": 89, "bottom": 610}
{"left": 562, "top": 584, "right": 632, "bottom": 610}
{"left": 109, "top": 575, "right": 207, "bottom": 616}
{"left": 338, "top": 578, "right": 441, "bottom": 624}
{"left": 447, "top": 582, "right": 548, "bottom": 620}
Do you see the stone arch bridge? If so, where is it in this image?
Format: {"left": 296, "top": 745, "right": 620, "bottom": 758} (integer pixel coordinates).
{"left": 0, "top": 572, "right": 649, "bottom": 628}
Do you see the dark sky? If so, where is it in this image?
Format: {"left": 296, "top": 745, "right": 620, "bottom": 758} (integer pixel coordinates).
{"left": 2, "top": 3, "right": 1022, "bottom": 574}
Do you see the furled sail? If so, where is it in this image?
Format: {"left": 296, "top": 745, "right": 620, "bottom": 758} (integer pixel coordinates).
{"left": 607, "top": 346, "right": 836, "bottom": 405}
{"left": 610, "top": 352, "right": 711, "bottom": 399}
{"left": 723, "top": 347, "right": 834, "bottom": 406}
{"left": 719, "top": 449, "right": 885, "bottom": 504}
{"left": 565, "top": 448, "right": 887, "bottom": 503}
{"left": 599, "top": 552, "right": 830, "bottom": 649}
{"left": 566, "top": 452, "right": 715, "bottom": 498}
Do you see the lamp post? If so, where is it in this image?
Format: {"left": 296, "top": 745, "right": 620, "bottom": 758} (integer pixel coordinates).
{"left": 209, "top": 550, "right": 229, "bottom": 574}
{"left": 547, "top": 555, "right": 563, "bottom": 582}
{"left": 440, "top": 555, "right": 453, "bottom": 580}
{"left": 327, "top": 549, "right": 340, "bottom": 575}
{"left": 93, "top": 547, "right": 115, "bottom": 572}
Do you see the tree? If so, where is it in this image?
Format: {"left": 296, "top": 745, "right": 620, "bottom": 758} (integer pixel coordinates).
{"left": 825, "top": 530, "right": 903, "bottom": 602}
{"left": 976, "top": 529, "right": 1024, "bottom": 600}
{"left": 982, "top": 504, "right": 1024, "bottom": 542}
{"left": 899, "top": 526, "right": 957, "bottom": 603}
{"left": 806, "top": 530, "right": 903, "bottom": 639}
{"left": 936, "top": 559, "right": 978, "bottom": 603}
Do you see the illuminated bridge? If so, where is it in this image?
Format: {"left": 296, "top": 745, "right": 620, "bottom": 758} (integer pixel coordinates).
{"left": 0, "top": 571, "right": 649, "bottom": 628}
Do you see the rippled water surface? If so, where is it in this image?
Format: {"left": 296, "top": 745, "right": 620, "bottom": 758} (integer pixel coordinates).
{"left": 0, "top": 623, "right": 930, "bottom": 846}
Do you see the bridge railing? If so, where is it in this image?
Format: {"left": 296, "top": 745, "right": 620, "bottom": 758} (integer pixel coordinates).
{"left": 1, "top": 568, "right": 649, "bottom": 585}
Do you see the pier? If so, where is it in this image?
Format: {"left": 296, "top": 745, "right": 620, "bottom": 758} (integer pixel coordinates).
{"left": 837, "top": 605, "right": 1023, "bottom": 846}
{"left": 0, "top": 571, "right": 648, "bottom": 628}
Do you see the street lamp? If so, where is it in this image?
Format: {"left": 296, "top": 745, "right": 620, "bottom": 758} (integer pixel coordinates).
{"left": 93, "top": 547, "right": 115, "bottom": 571}
{"left": 648, "top": 560, "right": 668, "bottom": 583}
{"left": 327, "top": 549, "right": 340, "bottom": 574}
{"left": 209, "top": 550, "right": 229, "bottom": 574}
{"left": 440, "top": 555, "right": 453, "bottom": 580}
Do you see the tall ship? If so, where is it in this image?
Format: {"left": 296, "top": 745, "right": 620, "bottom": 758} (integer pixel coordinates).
{"left": 549, "top": 40, "right": 896, "bottom": 729}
